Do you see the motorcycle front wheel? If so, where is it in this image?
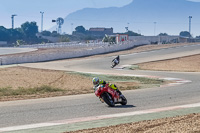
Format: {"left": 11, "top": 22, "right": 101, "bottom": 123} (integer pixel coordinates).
{"left": 120, "top": 95, "right": 127, "bottom": 105}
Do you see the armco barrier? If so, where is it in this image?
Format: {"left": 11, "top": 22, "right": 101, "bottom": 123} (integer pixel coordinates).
{"left": 0, "top": 41, "right": 149, "bottom": 65}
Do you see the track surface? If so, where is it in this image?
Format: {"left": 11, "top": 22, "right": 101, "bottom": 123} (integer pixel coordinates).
{"left": 0, "top": 48, "right": 37, "bottom": 55}
{"left": 1, "top": 44, "right": 200, "bottom": 128}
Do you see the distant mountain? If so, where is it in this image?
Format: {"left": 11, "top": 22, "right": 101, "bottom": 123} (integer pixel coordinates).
{"left": 52, "top": 0, "right": 200, "bottom": 36}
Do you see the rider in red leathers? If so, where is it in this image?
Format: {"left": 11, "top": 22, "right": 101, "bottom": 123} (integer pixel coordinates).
{"left": 92, "top": 77, "right": 123, "bottom": 96}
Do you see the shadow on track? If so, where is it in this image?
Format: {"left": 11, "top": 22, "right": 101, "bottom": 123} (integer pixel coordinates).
{"left": 112, "top": 105, "right": 136, "bottom": 108}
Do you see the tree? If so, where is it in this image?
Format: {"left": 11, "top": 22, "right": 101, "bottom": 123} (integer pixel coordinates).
{"left": 21, "top": 21, "right": 38, "bottom": 38}
{"left": 158, "top": 33, "right": 168, "bottom": 36}
{"left": 59, "top": 35, "right": 70, "bottom": 42}
{"left": 196, "top": 36, "right": 200, "bottom": 39}
{"left": 7, "top": 28, "right": 23, "bottom": 42}
{"left": 51, "top": 31, "right": 59, "bottom": 37}
{"left": 117, "top": 30, "right": 141, "bottom": 36}
{"left": 125, "top": 30, "right": 141, "bottom": 36}
{"left": 102, "top": 35, "right": 116, "bottom": 44}
{"left": 179, "top": 31, "right": 191, "bottom": 38}
{"left": 0, "top": 26, "right": 9, "bottom": 41}
{"left": 75, "top": 26, "right": 86, "bottom": 34}
{"left": 41, "top": 30, "right": 51, "bottom": 36}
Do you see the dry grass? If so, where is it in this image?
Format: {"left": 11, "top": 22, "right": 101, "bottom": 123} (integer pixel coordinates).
{"left": 1, "top": 43, "right": 200, "bottom": 132}
{"left": 0, "top": 67, "right": 164, "bottom": 101}
{"left": 0, "top": 67, "right": 92, "bottom": 90}
{"left": 0, "top": 67, "right": 92, "bottom": 101}
{"left": 0, "top": 43, "right": 198, "bottom": 101}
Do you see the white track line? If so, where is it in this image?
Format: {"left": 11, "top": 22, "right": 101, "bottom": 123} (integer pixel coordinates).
{"left": 0, "top": 102, "right": 200, "bottom": 132}
{"left": 0, "top": 72, "right": 192, "bottom": 132}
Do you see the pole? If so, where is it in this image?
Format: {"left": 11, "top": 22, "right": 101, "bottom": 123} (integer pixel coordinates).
{"left": 40, "top": 12, "right": 44, "bottom": 32}
{"left": 71, "top": 23, "right": 73, "bottom": 34}
{"left": 189, "top": 16, "right": 192, "bottom": 34}
{"left": 154, "top": 22, "right": 157, "bottom": 36}
{"left": 11, "top": 14, "right": 17, "bottom": 29}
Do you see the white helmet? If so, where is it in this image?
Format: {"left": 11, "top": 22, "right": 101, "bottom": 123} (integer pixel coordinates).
{"left": 92, "top": 77, "right": 99, "bottom": 86}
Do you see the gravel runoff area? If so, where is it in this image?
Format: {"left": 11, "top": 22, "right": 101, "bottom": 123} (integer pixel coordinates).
{"left": 67, "top": 113, "right": 200, "bottom": 133}
{"left": 0, "top": 42, "right": 200, "bottom": 132}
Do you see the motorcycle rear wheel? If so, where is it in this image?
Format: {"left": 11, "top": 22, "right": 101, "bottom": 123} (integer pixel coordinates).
{"left": 102, "top": 92, "right": 115, "bottom": 107}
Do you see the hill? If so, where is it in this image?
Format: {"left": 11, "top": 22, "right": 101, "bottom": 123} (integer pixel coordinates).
{"left": 52, "top": 0, "right": 200, "bottom": 36}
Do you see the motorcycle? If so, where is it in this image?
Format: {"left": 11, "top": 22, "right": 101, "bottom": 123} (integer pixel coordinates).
{"left": 111, "top": 55, "right": 120, "bottom": 68}
{"left": 95, "top": 84, "right": 127, "bottom": 107}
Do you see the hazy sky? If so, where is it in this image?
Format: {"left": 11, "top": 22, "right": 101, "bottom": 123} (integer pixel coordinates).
{"left": 0, "top": 0, "right": 132, "bottom": 30}
{"left": 0, "top": 0, "right": 199, "bottom": 36}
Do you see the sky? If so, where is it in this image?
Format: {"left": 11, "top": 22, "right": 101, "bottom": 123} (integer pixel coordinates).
{"left": 0, "top": 0, "right": 132, "bottom": 31}
{"left": 0, "top": 0, "right": 199, "bottom": 36}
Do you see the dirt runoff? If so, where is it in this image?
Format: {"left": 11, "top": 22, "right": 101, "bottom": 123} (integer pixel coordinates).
{"left": 67, "top": 113, "right": 200, "bottom": 133}
{"left": 138, "top": 54, "right": 200, "bottom": 72}
{"left": 0, "top": 66, "right": 153, "bottom": 101}
{"left": 1, "top": 42, "right": 200, "bottom": 132}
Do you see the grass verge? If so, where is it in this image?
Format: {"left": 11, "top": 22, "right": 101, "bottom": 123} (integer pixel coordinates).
{"left": 69, "top": 72, "right": 164, "bottom": 91}
{"left": 0, "top": 85, "right": 64, "bottom": 97}
{"left": 70, "top": 72, "right": 163, "bottom": 84}
{"left": 0, "top": 72, "right": 165, "bottom": 101}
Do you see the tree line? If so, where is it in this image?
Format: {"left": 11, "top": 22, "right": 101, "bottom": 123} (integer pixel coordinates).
{"left": 0, "top": 22, "right": 47, "bottom": 46}
{"left": 0, "top": 22, "right": 198, "bottom": 47}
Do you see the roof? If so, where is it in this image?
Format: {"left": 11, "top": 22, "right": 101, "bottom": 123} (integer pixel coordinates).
{"left": 89, "top": 27, "right": 113, "bottom": 32}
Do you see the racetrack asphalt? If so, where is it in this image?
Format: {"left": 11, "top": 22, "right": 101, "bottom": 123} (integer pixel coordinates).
{"left": 0, "top": 44, "right": 200, "bottom": 132}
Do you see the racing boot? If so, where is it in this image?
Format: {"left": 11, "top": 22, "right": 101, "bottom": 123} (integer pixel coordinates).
{"left": 99, "top": 98, "right": 104, "bottom": 103}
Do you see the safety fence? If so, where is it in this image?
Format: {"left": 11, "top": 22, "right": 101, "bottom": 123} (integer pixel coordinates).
{"left": 0, "top": 41, "right": 149, "bottom": 65}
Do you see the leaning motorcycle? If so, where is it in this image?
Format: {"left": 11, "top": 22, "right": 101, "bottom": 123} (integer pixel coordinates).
{"left": 95, "top": 84, "right": 127, "bottom": 107}
{"left": 111, "top": 59, "right": 119, "bottom": 68}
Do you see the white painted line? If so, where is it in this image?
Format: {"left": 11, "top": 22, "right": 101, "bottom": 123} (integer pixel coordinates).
{"left": 0, "top": 102, "right": 200, "bottom": 132}
{"left": 0, "top": 123, "right": 62, "bottom": 132}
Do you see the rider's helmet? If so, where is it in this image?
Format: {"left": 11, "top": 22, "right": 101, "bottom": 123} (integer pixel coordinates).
{"left": 92, "top": 77, "right": 99, "bottom": 86}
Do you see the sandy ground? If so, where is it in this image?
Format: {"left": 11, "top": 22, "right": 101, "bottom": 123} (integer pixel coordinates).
{"left": 67, "top": 113, "right": 200, "bottom": 133}
{"left": 1, "top": 42, "right": 200, "bottom": 132}
{"left": 138, "top": 54, "right": 200, "bottom": 72}
{"left": 0, "top": 66, "right": 156, "bottom": 101}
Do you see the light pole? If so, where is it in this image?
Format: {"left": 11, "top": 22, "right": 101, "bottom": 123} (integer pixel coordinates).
{"left": 154, "top": 22, "right": 157, "bottom": 36}
{"left": 71, "top": 23, "right": 73, "bottom": 34}
{"left": 40, "top": 11, "right": 44, "bottom": 32}
{"left": 11, "top": 14, "right": 17, "bottom": 29}
{"left": 189, "top": 16, "right": 192, "bottom": 34}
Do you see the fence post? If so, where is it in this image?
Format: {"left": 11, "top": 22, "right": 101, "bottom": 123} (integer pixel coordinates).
{"left": 0, "top": 58, "right": 2, "bottom": 65}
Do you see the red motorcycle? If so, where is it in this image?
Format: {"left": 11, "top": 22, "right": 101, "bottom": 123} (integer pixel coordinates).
{"left": 95, "top": 84, "right": 127, "bottom": 107}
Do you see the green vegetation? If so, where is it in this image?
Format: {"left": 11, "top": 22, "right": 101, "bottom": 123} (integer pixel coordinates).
{"left": 179, "top": 31, "right": 192, "bottom": 38}
{"left": 0, "top": 85, "right": 64, "bottom": 97}
{"left": 124, "top": 65, "right": 140, "bottom": 70}
{"left": 0, "top": 22, "right": 48, "bottom": 46}
{"left": 158, "top": 33, "right": 168, "bottom": 36}
{"left": 70, "top": 72, "right": 164, "bottom": 92}
{"left": 70, "top": 72, "right": 164, "bottom": 85}
{"left": 102, "top": 35, "right": 116, "bottom": 44}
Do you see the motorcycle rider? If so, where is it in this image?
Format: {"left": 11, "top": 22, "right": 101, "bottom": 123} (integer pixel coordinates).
{"left": 92, "top": 77, "right": 123, "bottom": 96}
{"left": 112, "top": 55, "right": 120, "bottom": 65}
